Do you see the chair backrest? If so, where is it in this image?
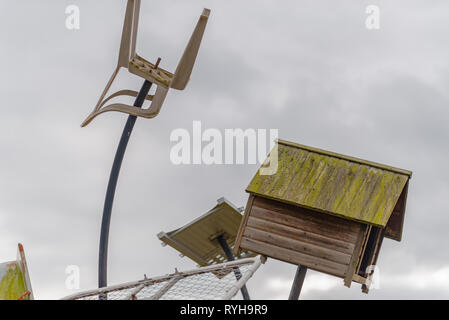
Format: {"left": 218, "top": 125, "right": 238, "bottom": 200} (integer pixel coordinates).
{"left": 171, "top": 8, "right": 210, "bottom": 90}
{"left": 118, "top": 0, "right": 141, "bottom": 68}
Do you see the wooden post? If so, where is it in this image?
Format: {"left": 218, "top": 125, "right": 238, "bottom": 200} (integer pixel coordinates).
{"left": 288, "top": 265, "right": 307, "bottom": 300}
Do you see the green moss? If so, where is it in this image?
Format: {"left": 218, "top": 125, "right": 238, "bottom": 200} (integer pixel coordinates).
{"left": 0, "top": 263, "right": 27, "bottom": 300}
{"left": 246, "top": 141, "right": 409, "bottom": 227}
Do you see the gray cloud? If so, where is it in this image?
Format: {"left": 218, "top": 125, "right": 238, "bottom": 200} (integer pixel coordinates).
{"left": 1, "top": 0, "right": 448, "bottom": 299}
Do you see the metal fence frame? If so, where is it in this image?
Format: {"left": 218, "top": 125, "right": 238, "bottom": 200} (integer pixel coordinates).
{"left": 62, "top": 257, "right": 262, "bottom": 300}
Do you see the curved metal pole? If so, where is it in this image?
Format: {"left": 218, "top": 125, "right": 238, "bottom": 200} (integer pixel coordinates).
{"left": 99, "top": 80, "right": 153, "bottom": 289}
{"left": 216, "top": 235, "right": 251, "bottom": 300}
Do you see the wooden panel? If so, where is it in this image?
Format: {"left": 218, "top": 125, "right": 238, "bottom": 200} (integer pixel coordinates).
{"left": 241, "top": 238, "right": 347, "bottom": 277}
{"left": 356, "top": 225, "right": 372, "bottom": 274}
{"left": 233, "top": 195, "right": 254, "bottom": 256}
{"left": 370, "top": 231, "right": 385, "bottom": 267}
{"left": 254, "top": 197, "right": 360, "bottom": 234}
{"left": 251, "top": 198, "right": 360, "bottom": 244}
{"left": 358, "top": 227, "right": 382, "bottom": 277}
{"left": 352, "top": 274, "right": 369, "bottom": 285}
{"left": 385, "top": 181, "right": 408, "bottom": 241}
{"left": 344, "top": 224, "right": 367, "bottom": 287}
{"left": 159, "top": 198, "right": 256, "bottom": 267}
{"left": 244, "top": 226, "right": 351, "bottom": 265}
{"left": 246, "top": 216, "right": 355, "bottom": 255}
{"left": 362, "top": 230, "right": 385, "bottom": 294}
{"left": 237, "top": 196, "right": 366, "bottom": 279}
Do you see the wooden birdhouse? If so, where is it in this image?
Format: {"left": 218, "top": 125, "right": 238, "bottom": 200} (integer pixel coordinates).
{"left": 234, "top": 139, "right": 412, "bottom": 292}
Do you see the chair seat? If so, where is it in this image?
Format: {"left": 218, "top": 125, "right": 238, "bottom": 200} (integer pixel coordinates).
{"left": 129, "top": 55, "right": 174, "bottom": 88}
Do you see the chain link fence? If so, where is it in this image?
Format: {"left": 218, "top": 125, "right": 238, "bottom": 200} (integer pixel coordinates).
{"left": 62, "top": 257, "right": 262, "bottom": 300}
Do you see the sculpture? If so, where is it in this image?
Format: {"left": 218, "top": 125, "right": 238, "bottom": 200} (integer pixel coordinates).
{"left": 81, "top": 0, "right": 210, "bottom": 289}
{"left": 81, "top": 0, "right": 210, "bottom": 127}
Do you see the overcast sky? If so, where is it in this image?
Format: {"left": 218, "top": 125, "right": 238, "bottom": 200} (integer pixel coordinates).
{"left": 1, "top": 0, "right": 449, "bottom": 299}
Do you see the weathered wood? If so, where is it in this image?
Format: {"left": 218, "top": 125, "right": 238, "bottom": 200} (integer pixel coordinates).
{"left": 237, "top": 195, "right": 363, "bottom": 279}
{"left": 385, "top": 181, "right": 409, "bottom": 241}
{"left": 362, "top": 229, "right": 385, "bottom": 294}
{"left": 243, "top": 226, "right": 351, "bottom": 265}
{"left": 251, "top": 203, "right": 359, "bottom": 244}
{"left": 240, "top": 238, "right": 348, "bottom": 277}
{"left": 355, "top": 225, "right": 372, "bottom": 274}
{"left": 253, "top": 197, "right": 360, "bottom": 236}
{"left": 344, "top": 224, "right": 367, "bottom": 287}
{"left": 370, "top": 230, "right": 385, "bottom": 268}
{"left": 359, "top": 228, "right": 383, "bottom": 275}
{"left": 239, "top": 137, "right": 411, "bottom": 293}
{"left": 274, "top": 139, "right": 413, "bottom": 177}
{"left": 352, "top": 274, "right": 368, "bottom": 285}
{"left": 247, "top": 140, "right": 411, "bottom": 231}
{"left": 234, "top": 195, "right": 254, "bottom": 256}
{"left": 246, "top": 216, "right": 355, "bottom": 255}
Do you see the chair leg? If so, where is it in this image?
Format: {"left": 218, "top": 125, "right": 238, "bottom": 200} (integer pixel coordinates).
{"left": 94, "top": 66, "right": 120, "bottom": 111}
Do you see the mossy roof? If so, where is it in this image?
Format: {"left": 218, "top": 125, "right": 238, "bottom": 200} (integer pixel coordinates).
{"left": 158, "top": 198, "right": 255, "bottom": 267}
{"left": 247, "top": 139, "right": 412, "bottom": 230}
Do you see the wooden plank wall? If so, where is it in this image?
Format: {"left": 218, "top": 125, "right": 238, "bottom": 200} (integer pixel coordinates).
{"left": 239, "top": 196, "right": 363, "bottom": 278}
{"left": 385, "top": 181, "right": 409, "bottom": 241}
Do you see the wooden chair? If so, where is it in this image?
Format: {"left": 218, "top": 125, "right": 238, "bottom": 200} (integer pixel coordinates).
{"left": 81, "top": 0, "right": 210, "bottom": 127}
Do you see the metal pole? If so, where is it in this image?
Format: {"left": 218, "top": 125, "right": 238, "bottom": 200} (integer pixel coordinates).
{"left": 216, "top": 234, "right": 251, "bottom": 300}
{"left": 288, "top": 265, "right": 307, "bottom": 300}
{"left": 98, "top": 80, "right": 153, "bottom": 289}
